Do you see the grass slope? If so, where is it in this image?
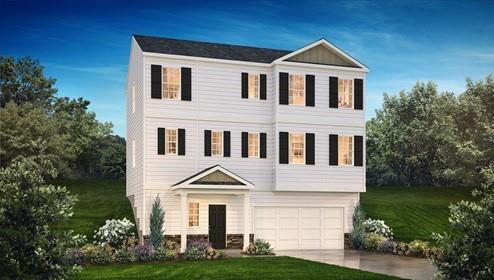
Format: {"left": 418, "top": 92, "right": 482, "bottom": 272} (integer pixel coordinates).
{"left": 72, "top": 257, "right": 401, "bottom": 280}
{"left": 361, "top": 186, "right": 473, "bottom": 242}
{"left": 53, "top": 179, "right": 135, "bottom": 239}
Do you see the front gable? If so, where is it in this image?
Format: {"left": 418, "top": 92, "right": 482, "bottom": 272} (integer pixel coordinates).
{"left": 171, "top": 165, "right": 254, "bottom": 190}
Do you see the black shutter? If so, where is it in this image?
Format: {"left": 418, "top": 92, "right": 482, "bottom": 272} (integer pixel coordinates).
{"left": 151, "top": 65, "right": 162, "bottom": 99}
{"left": 241, "top": 132, "right": 249, "bottom": 158}
{"left": 260, "top": 74, "right": 267, "bottom": 100}
{"left": 305, "top": 74, "right": 315, "bottom": 107}
{"left": 329, "top": 76, "right": 338, "bottom": 108}
{"left": 279, "top": 72, "right": 289, "bottom": 105}
{"left": 305, "top": 133, "right": 315, "bottom": 165}
{"left": 204, "top": 130, "right": 211, "bottom": 156}
{"left": 157, "top": 127, "right": 165, "bottom": 154}
{"left": 223, "top": 131, "right": 231, "bottom": 157}
{"left": 354, "top": 135, "right": 363, "bottom": 166}
{"left": 260, "top": 133, "right": 267, "bottom": 158}
{"left": 178, "top": 129, "right": 186, "bottom": 156}
{"left": 354, "top": 79, "right": 363, "bottom": 110}
{"left": 279, "top": 132, "right": 288, "bottom": 164}
{"left": 181, "top": 67, "right": 191, "bottom": 101}
{"left": 329, "top": 134, "right": 338, "bottom": 165}
{"left": 241, "top": 73, "right": 248, "bottom": 99}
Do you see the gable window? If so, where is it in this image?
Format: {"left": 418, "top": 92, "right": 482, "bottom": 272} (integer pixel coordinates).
{"left": 289, "top": 74, "right": 305, "bottom": 105}
{"left": 188, "top": 202, "right": 199, "bottom": 227}
{"left": 248, "top": 133, "right": 259, "bottom": 157}
{"left": 162, "top": 67, "right": 181, "bottom": 99}
{"left": 165, "top": 129, "right": 177, "bottom": 154}
{"left": 338, "top": 79, "right": 353, "bottom": 108}
{"left": 289, "top": 133, "right": 304, "bottom": 164}
{"left": 248, "top": 74, "right": 259, "bottom": 99}
{"left": 212, "top": 131, "right": 223, "bottom": 156}
{"left": 338, "top": 136, "right": 353, "bottom": 165}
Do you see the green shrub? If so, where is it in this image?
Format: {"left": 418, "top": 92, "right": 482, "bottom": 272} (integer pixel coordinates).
{"left": 149, "top": 195, "right": 165, "bottom": 249}
{"left": 408, "top": 240, "right": 429, "bottom": 257}
{"left": 393, "top": 242, "right": 410, "bottom": 256}
{"left": 113, "top": 248, "right": 136, "bottom": 263}
{"left": 165, "top": 240, "right": 180, "bottom": 252}
{"left": 165, "top": 249, "right": 179, "bottom": 260}
{"left": 364, "top": 233, "right": 386, "bottom": 251}
{"left": 81, "top": 244, "right": 113, "bottom": 264}
{"left": 184, "top": 246, "right": 203, "bottom": 260}
{"left": 377, "top": 240, "right": 397, "bottom": 254}
{"left": 350, "top": 204, "right": 367, "bottom": 250}
{"left": 254, "top": 239, "right": 274, "bottom": 255}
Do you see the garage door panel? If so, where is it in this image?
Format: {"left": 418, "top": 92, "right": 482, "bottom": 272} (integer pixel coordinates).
{"left": 301, "top": 208, "right": 321, "bottom": 217}
{"left": 301, "top": 217, "right": 321, "bottom": 228}
{"left": 255, "top": 218, "right": 276, "bottom": 228}
{"left": 323, "top": 217, "right": 342, "bottom": 228}
{"left": 279, "top": 228, "right": 298, "bottom": 237}
{"left": 301, "top": 228, "right": 320, "bottom": 238}
{"left": 279, "top": 208, "right": 298, "bottom": 217}
{"left": 279, "top": 217, "right": 298, "bottom": 228}
{"left": 322, "top": 208, "right": 342, "bottom": 218}
{"left": 323, "top": 228, "right": 342, "bottom": 237}
{"left": 256, "top": 229, "right": 276, "bottom": 238}
{"left": 255, "top": 208, "right": 276, "bottom": 218}
{"left": 279, "top": 240, "right": 299, "bottom": 249}
{"left": 300, "top": 239, "right": 322, "bottom": 248}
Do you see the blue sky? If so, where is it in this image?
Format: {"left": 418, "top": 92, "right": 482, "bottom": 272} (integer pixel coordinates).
{"left": 1, "top": 0, "right": 493, "bottom": 136}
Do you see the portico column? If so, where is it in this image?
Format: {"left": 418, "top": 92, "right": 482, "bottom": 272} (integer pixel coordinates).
{"left": 243, "top": 193, "right": 251, "bottom": 251}
{"left": 180, "top": 192, "right": 188, "bottom": 253}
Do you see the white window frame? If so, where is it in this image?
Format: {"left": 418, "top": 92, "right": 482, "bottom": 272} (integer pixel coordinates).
{"left": 248, "top": 74, "right": 260, "bottom": 99}
{"left": 162, "top": 67, "right": 181, "bottom": 100}
{"left": 338, "top": 135, "right": 354, "bottom": 166}
{"left": 188, "top": 201, "right": 199, "bottom": 227}
{"left": 132, "top": 85, "right": 136, "bottom": 113}
{"left": 289, "top": 74, "right": 305, "bottom": 106}
{"left": 289, "top": 132, "right": 305, "bottom": 164}
{"left": 248, "top": 132, "right": 260, "bottom": 158}
{"left": 165, "top": 128, "right": 178, "bottom": 155}
{"left": 211, "top": 131, "right": 223, "bottom": 157}
{"left": 132, "top": 140, "right": 136, "bottom": 168}
{"left": 338, "top": 79, "right": 354, "bottom": 109}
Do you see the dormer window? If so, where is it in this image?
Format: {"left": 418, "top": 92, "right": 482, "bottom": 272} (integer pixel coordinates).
{"left": 338, "top": 79, "right": 353, "bottom": 108}
{"left": 162, "top": 67, "right": 181, "bottom": 99}
{"left": 289, "top": 74, "right": 305, "bottom": 105}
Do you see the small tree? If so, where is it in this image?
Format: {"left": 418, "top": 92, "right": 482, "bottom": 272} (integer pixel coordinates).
{"left": 431, "top": 165, "right": 494, "bottom": 279}
{"left": 0, "top": 158, "right": 79, "bottom": 279}
{"left": 350, "top": 203, "right": 367, "bottom": 250}
{"left": 149, "top": 195, "right": 165, "bottom": 249}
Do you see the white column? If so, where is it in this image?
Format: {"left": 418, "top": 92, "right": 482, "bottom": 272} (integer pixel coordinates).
{"left": 180, "top": 192, "right": 188, "bottom": 253}
{"left": 243, "top": 193, "right": 251, "bottom": 251}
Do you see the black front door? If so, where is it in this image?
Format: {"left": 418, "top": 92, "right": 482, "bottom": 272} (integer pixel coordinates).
{"left": 208, "top": 205, "right": 226, "bottom": 249}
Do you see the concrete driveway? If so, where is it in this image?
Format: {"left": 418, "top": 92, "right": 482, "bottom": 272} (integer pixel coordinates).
{"left": 276, "top": 249, "right": 436, "bottom": 280}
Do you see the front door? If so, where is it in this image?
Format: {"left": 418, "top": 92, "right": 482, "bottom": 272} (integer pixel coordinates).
{"left": 208, "top": 205, "right": 226, "bottom": 249}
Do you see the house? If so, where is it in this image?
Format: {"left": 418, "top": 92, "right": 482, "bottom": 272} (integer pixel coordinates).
{"left": 126, "top": 34, "right": 368, "bottom": 253}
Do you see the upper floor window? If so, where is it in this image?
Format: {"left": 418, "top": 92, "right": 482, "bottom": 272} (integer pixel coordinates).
{"left": 289, "top": 133, "right": 304, "bottom": 164}
{"left": 212, "top": 131, "right": 223, "bottom": 156}
{"left": 338, "top": 136, "right": 353, "bottom": 165}
{"left": 163, "top": 67, "right": 181, "bottom": 99}
{"left": 188, "top": 202, "right": 199, "bottom": 227}
{"left": 338, "top": 79, "right": 353, "bottom": 108}
{"left": 248, "top": 74, "right": 259, "bottom": 99}
{"left": 289, "top": 74, "right": 305, "bottom": 105}
{"left": 165, "top": 129, "right": 177, "bottom": 155}
{"left": 248, "top": 133, "right": 259, "bottom": 157}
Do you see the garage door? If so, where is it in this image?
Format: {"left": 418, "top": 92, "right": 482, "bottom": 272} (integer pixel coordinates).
{"left": 254, "top": 207, "right": 343, "bottom": 250}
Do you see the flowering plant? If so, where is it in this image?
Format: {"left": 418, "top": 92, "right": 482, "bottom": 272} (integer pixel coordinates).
{"left": 93, "top": 218, "right": 135, "bottom": 248}
{"left": 363, "top": 218, "right": 394, "bottom": 239}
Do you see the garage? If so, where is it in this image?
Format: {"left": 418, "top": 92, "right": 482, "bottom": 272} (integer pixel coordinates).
{"left": 254, "top": 207, "right": 344, "bottom": 250}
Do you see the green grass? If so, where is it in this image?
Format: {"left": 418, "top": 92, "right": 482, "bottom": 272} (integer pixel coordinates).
{"left": 53, "top": 179, "right": 135, "bottom": 239}
{"left": 71, "top": 257, "right": 401, "bottom": 280}
{"left": 361, "top": 186, "right": 473, "bottom": 242}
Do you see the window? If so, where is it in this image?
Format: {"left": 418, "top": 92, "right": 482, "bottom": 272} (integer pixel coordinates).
{"left": 188, "top": 202, "right": 199, "bottom": 227}
{"left": 132, "top": 85, "right": 136, "bottom": 113}
{"left": 165, "top": 129, "right": 177, "bottom": 155}
{"left": 338, "top": 136, "right": 353, "bottom": 165}
{"left": 248, "top": 74, "right": 259, "bottom": 99}
{"left": 162, "top": 67, "right": 180, "bottom": 99}
{"left": 289, "top": 74, "right": 305, "bottom": 105}
{"left": 132, "top": 140, "right": 136, "bottom": 168}
{"left": 338, "top": 79, "right": 353, "bottom": 108}
{"left": 289, "top": 133, "right": 304, "bottom": 164}
{"left": 212, "top": 131, "right": 223, "bottom": 156}
{"left": 248, "top": 133, "right": 259, "bottom": 157}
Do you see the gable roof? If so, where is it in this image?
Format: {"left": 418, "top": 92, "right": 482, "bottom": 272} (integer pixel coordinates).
{"left": 134, "top": 34, "right": 291, "bottom": 63}
{"left": 171, "top": 165, "right": 254, "bottom": 190}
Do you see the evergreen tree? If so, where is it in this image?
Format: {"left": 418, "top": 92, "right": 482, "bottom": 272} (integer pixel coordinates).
{"left": 149, "top": 195, "right": 165, "bottom": 249}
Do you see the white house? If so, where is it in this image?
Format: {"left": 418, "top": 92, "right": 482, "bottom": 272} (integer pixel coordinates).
{"left": 126, "top": 34, "right": 368, "bottom": 253}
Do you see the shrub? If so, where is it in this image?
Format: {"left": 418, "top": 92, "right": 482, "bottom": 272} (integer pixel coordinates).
{"left": 254, "top": 239, "right": 274, "bottom": 255}
{"left": 363, "top": 218, "right": 394, "bottom": 239}
{"left": 165, "top": 249, "right": 179, "bottom": 260}
{"left": 113, "top": 248, "right": 136, "bottom": 263}
{"left": 81, "top": 244, "right": 113, "bottom": 264}
{"left": 64, "top": 248, "right": 84, "bottom": 265}
{"left": 123, "top": 236, "right": 139, "bottom": 249}
{"left": 205, "top": 247, "right": 223, "bottom": 260}
{"left": 408, "top": 240, "right": 429, "bottom": 257}
{"left": 165, "top": 240, "right": 180, "bottom": 252}
{"left": 393, "top": 242, "right": 410, "bottom": 256}
{"left": 153, "top": 245, "right": 167, "bottom": 261}
{"left": 184, "top": 240, "right": 209, "bottom": 260}
{"left": 129, "top": 244, "right": 155, "bottom": 262}
{"left": 149, "top": 195, "right": 165, "bottom": 249}
{"left": 365, "top": 233, "right": 386, "bottom": 251}
{"left": 93, "top": 218, "right": 135, "bottom": 248}
{"left": 246, "top": 242, "right": 257, "bottom": 255}
{"left": 377, "top": 240, "right": 397, "bottom": 254}
{"left": 350, "top": 203, "right": 367, "bottom": 250}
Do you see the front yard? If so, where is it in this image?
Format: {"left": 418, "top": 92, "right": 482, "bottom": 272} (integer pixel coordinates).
{"left": 71, "top": 256, "right": 401, "bottom": 280}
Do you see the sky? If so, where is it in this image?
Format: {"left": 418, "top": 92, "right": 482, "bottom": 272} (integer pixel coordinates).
{"left": 1, "top": 0, "right": 493, "bottom": 137}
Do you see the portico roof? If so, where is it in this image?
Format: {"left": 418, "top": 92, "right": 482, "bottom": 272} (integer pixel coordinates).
{"left": 171, "top": 165, "right": 254, "bottom": 191}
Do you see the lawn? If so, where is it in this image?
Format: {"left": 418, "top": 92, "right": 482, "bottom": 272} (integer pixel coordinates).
{"left": 53, "top": 179, "right": 135, "bottom": 239}
{"left": 71, "top": 256, "right": 401, "bottom": 280}
{"left": 361, "top": 186, "right": 473, "bottom": 242}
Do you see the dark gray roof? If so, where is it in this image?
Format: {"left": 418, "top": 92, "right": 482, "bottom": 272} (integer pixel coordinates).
{"left": 133, "top": 34, "right": 291, "bottom": 63}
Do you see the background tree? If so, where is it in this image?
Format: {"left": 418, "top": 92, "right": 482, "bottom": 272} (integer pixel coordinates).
{"left": 149, "top": 195, "right": 165, "bottom": 249}
{"left": 0, "top": 158, "right": 80, "bottom": 279}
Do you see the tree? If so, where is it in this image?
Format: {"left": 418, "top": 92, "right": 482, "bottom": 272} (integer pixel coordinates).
{"left": 431, "top": 165, "right": 494, "bottom": 279}
{"left": 149, "top": 195, "right": 165, "bottom": 249}
{"left": 98, "top": 135, "right": 126, "bottom": 179}
{"left": 0, "top": 158, "right": 80, "bottom": 279}
{"left": 0, "top": 56, "right": 57, "bottom": 108}
{"left": 350, "top": 203, "right": 366, "bottom": 250}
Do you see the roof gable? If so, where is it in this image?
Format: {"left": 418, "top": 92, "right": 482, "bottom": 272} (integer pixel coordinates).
{"left": 171, "top": 165, "right": 254, "bottom": 190}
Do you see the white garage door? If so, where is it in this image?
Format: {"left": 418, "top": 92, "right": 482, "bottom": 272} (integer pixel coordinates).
{"left": 254, "top": 207, "right": 344, "bottom": 250}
